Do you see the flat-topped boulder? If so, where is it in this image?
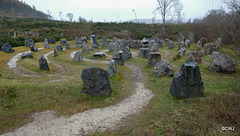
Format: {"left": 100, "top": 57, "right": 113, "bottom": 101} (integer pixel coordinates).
{"left": 21, "top": 53, "right": 33, "bottom": 59}
{"left": 73, "top": 51, "right": 84, "bottom": 62}
{"left": 39, "top": 56, "right": 50, "bottom": 70}
{"left": 148, "top": 52, "right": 161, "bottom": 66}
{"left": 170, "top": 61, "right": 204, "bottom": 99}
{"left": 208, "top": 55, "right": 236, "bottom": 73}
{"left": 1, "top": 43, "right": 15, "bottom": 53}
{"left": 93, "top": 52, "right": 106, "bottom": 57}
{"left": 113, "top": 51, "right": 124, "bottom": 65}
{"left": 153, "top": 61, "right": 174, "bottom": 77}
{"left": 81, "top": 67, "right": 112, "bottom": 97}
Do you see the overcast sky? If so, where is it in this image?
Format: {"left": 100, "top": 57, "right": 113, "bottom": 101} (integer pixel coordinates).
{"left": 22, "top": 0, "right": 226, "bottom": 22}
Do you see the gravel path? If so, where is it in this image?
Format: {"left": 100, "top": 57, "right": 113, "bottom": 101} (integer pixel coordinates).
{"left": 2, "top": 49, "right": 154, "bottom": 136}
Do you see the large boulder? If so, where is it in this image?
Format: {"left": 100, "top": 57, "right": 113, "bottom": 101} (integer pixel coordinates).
{"left": 204, "top": 44, "right": 213, "bottom": 55}
{"left": 39, "top": 56, "right": 50, "bottom": 70}
{"left": 44, "top": 38, "right": 50, "bottom": 49}
{"left": 113, "top": 51, "right": 124, "bottom": 65}
{"left": 153, "top": 61, "right": 174, "bottom": 77}
{"left": 73, "top": 51, "right": 84, "bottom": 62}
{"left": 108, "top": 41, "right": 120, "bottom": 52}
{"left": 166, "top": 40, "right": 175, "bottom": 49}
{"left": 139, "top": 48, "right": 150, "bottom": 58}
{"left": 208, "top": 55, "right": 236, "bottom": 73}
{"left": 108, "top": 60, "right": 117, "bottom": 77}
{"left": 21, "top": 53, "right": 33, "bottom": 59}
{"left": 60, "top": 39, "right": 67, "bottom": 46}
{"left": 1, "top": 43, "right": 15, "bottom": 53}
{"left": 25, "top": 39, "right": 35, "bottom": 48}
{"left": 187, "top": 51, "right": 203, "bottom": 63}
{"left": 81, "top": 67, "right": 112, "bottom": 97}
{"left": 148, "top": 52, "right": 161, "bottom": 67}
{"left": 170, "top": 61, "right": 204, "bottom": 99}
{"left": 91, "top": 35, "right": 100, "bottom": 48}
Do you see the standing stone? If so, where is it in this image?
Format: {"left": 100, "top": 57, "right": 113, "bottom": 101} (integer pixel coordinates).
{"left": 170, "top": 61, "right": 204, "bottom": 99}
{"left": 65, "top": 43, "right": 71, "bottom": 49}
{"left": 101, "top": 36, "right": 109, "bottom": 47}
{"left": 60, "top": 39, "right": 67, "bottom": 46}
{"left": 1, "top": 43, "right": 15, "bottom": 53}
{"left": 139, "top": 48, "right": 150, "bottom": 58}
{"left": 54, "top": 47, "right": 59, "bottom": 57}
{"left": 54, "top": 45, "right": 63, "bottom": 52}
{"left": 187, "top": 51, "right": 203, "bottom": 63}
{"left": 21, "top": 53, "right": 33, "bottom": 59}
{"left": 141, "top": 37, "right": 149, "bottom": 47}
{"left": 213, "top": 38, "right": 221, "bottom": 49}
{"left": 48, "top": 38, "right": 55, "bottom": 44}
{"left": 178, "top": 47, "right": 186, "bottom": 57}
{"left": 178, "top": 33, "right": 185, "bottom": 50}
{"left": 30, "top": 46, "right": 38, "bottom": 52}
{"left": 25, "top": 39, "right": 35, "bottom": 48}
{"left": 112, "top": 37, "right": 119, "bottom": 43}
{"left": 189, "top": 32, "right": 194, "bottom": 43}
{"left": 208, "top": 55, "right": 236, "bottom": 73}
{"left": 204, "top": 44, "right": 213, "bottom": 55}
{"left": 44, "top": 38, "right": 50, "bottom": 49}
{"left": 120, "top": 44, "right": 132, "bottom": 60}
{"left": 91, "top": 35, "right": 100, "bottom": 48}
{"left": 148, "top": 52, "right": 161, "bottom": 67}
{"left": 80, "top": 37, "right": 88, "bottom": 43}
{"left": 113, "top": 51, "right": 124, "bottom": 65}
{"left": 130, "top": 39, "right": 141, "bottom": 48}
{"left": 211, "top": 52, "right": 220, "bottom": 60}
{"left": 81, "top": 67, "right": 112, "bottom": 97}
{"left": 108, "top": 60, "right": 117, "bottom": 77}
{"left": 149, "top": 40, "right": 159, "bottom": 52}
{"left": 73, "top": 51, "right": 84, "bottom": 62}
{"left": 108, "top": 41, "right": 120, "bottom": 52}
{"left": 75, "top": 41, "right": 84, "bottom": 48}
{"left": 185, "top": 39, "right": 191, "bottom": 47}
{"left": 82, "top": 45, "right": 90, "bottom": 54}
{"left": 153, "top": 61, "right": 174, "bottom": 77}
{"left": 39, "top": 56, "right": 50, "bottom": 70}
{"left": 200, "top": 37, "right": 207, "bottom": 47}
{"left": 197, "top": 40, "right": 202, "bottom": 50}
{"left": 167, "top": 40, "right": 175, "bottom": 49}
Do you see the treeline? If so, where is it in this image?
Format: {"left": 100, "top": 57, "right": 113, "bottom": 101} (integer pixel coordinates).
{"left": 0, "top": 0, "right": 48, "bottom": 19}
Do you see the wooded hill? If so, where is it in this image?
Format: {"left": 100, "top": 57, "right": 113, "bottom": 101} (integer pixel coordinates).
{"left": 0, "top": 0, "right": 48, "bottom": 19}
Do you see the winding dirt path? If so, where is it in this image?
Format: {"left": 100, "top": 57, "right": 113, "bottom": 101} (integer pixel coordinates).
{"left": 2, "top": 49, "right": 154, "bottom": 136}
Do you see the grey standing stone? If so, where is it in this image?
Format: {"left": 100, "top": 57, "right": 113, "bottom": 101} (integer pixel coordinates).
{"left": 153, "top": 61, "right": 174, "bottom": 77}
{"left": 213, "top": 38, "right": 221, "bottom": 49}
{"left": 108, "top": 60, "right": 117, "bottom": 77}
{"left": 44, "top": 38, "right": 50, "bottom": 49}
{"left": 101, "top": 36, "right": 109, "bottom": 47}
{"left": 170, "top": 61, "right": 204, "bottom": 99}
{"left": 80, "top": 37, "right": 88, "bottom": 43}
{"left": 187, "top": 51, "right": 203, "bottom": 63}
{"left": 185, "top": 39, "right": 191, "bottom": 47}
{"left": 75, "top": 41, "right": 84, "bottom": 48}
{"left": 211, "top": 52, "right": 220, "bottom": 60}
{"left": 39, "top": 56, "right": 50, "bottom": 70}
{"left": 113, "top": 51, "right": 124, "bottom": 65}
{"left": 204, "top": 44, "right": 213, "bottom": 55}
{"left": 178, "top": 47, "right": 186, "bottom": 57}
{"left": 208, "top": 55, "right": 236, "bottom": 73}
{"left": 91, "top": 35, "right": 100, "bottom": 48}
{"left": 65, "top": 43, "right": 71, "bottom": 49}
{"left": 25, "top": 39, "right": 35, "bottom": 48}
{"left": 48, "top": 38, "right": 55, "bottom": 44}
{"left": 112, "top": 37, "right": 119, "bottom": 43}
{"left": 148, "top": 52, "right": 161, "bottom": 67}
{"left": 178, "top": 33, "right": 185, "bottom": 50}
{"left": 30, "top": 46, "right": 38, "bottom": 52}
{"left": 197, "top": 40, "right": 202, "bottom": 50}
{"left": 167, "top": 40, "right": 175, "bottom": 49}
{"left": 82, "top": 45, "right": 90, "bottom": 54}
{"left": 189, "top": 32, "right": 194, "bottom": 43}
{"left": 1, "top": 43, "right": 15, "bottom": 53}
{"left": 21, "top": 53, "right": 33, "bottom": 59}
{"left": 73, "top": 51, "right": 84, "bottom": 62}
{"left": 108, "top": 41, "right": 120, "bottom": 52}
{"left": 54, "top": 45, "right": 63, "bottom": 52}
{"left": 139, "top": 48, "right": 150, "bottom": 58}
{"left": 120, "top": 41, "right": 132, "bottom": 60}
{"left": 141, "top": 37, "right": 149, "bottom": 48}
{"left": 81, "top": 67, "right": 112, "bottom": 97}
{"left": 60, "top": 39, "right": 67, "bottom": 46}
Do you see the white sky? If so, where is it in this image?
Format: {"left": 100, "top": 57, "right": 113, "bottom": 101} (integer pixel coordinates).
{"left": 21, "top": 0, "right": 226, "bottom": 22}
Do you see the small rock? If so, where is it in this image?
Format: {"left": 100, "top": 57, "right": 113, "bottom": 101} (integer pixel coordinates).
{"left": 93, "top": 52, "right": 106, "bottom": 57}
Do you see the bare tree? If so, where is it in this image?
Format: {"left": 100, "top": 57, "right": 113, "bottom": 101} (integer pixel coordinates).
{"left": 174, "top": 2, "right": 184, "bottom": 24}
{"left": 47, "top": 10, "right": 53, "bottom": 19}
{"left": 78, "top": 16, "right": 87, "bottom": 23}
{"left": 59, "top": 11, "right": 63, "bottom": 21}
{"left": 66, "top": 13, "right": 74, "bottom": 22}
{"left": 154, "top": 0, "right": 179, "bottom": 38}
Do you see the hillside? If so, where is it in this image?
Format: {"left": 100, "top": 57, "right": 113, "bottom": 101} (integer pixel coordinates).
{"left": 0, "top": 0, "right": 48, "bottom": 19}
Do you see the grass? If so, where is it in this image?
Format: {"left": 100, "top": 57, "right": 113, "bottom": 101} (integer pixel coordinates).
{"left": 0, "top": 41, "right": 134, "bottom": 134}
{"left": 0, "top": 41, "right": 239, "bottom": 135}
{"left": 92, "top": 43, "right": 240, "bottom": 135}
